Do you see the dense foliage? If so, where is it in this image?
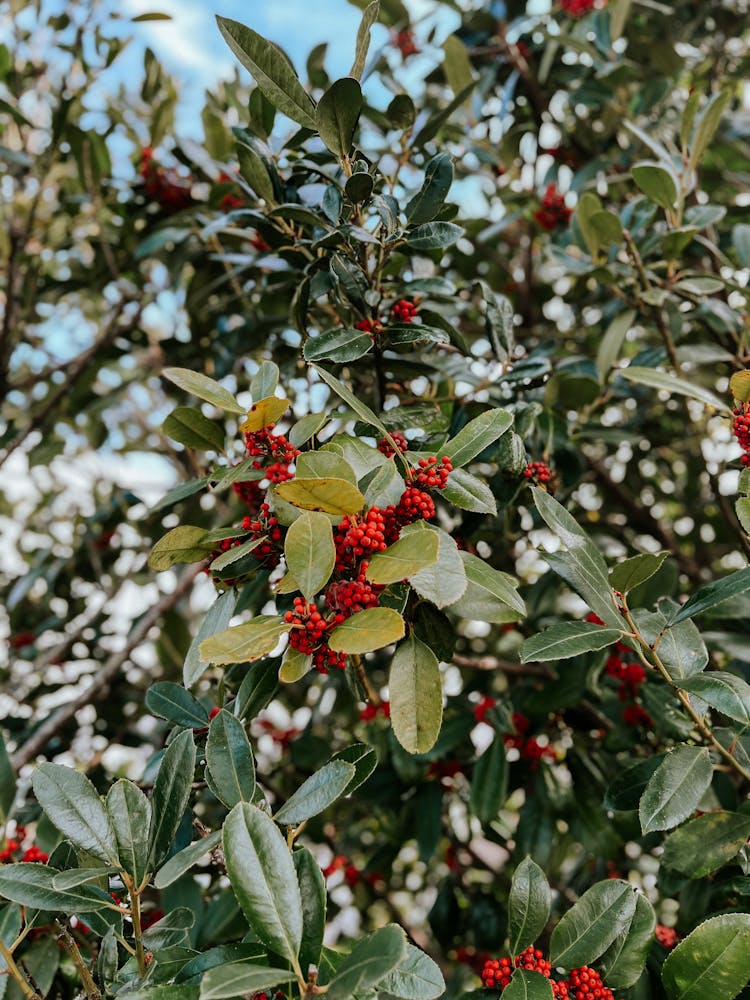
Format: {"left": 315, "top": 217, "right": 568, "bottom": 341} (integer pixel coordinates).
{"left": 2, "top": 1, "right": 750, "bottom": 999}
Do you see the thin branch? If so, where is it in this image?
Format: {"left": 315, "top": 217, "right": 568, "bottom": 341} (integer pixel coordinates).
{"left": 452, "top": 653, "right": 552, "bottom": 677}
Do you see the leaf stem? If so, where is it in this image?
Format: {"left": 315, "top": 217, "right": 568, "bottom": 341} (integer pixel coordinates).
{"left": 54, "top": 920, "right": 103, "bottom": 1000}
{"left": 0, "top": 940, "right": 41, "bottom": 1000}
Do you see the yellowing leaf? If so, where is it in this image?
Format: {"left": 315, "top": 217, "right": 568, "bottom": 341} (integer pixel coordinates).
{"left": 148, "top": 526, "right": 212, "bottom": 571}
{"left": 276, "top": 477, "right": 366, "bottom": 516}
{"left": 328, "top": 607, "right": 405, "bottom": 654}
{"left": 279, "top": 646, "right": 313, "bottom": 683}
{"left": 365, "top": 530, "right": 439, "bottom": 585}
{"left": 239, "top": 396, "right": 290, "bottom": 433}
{"left": 730, "top": 370, "right": 750, "bottom": 404}
{"left": 200, "top": 616, "right": 289, "bottom": 665}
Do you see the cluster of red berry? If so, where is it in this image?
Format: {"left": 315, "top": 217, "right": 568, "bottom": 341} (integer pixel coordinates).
{"left": 326, "top": 573, "right": 382, "bottom": 615}
{"left": 359, "top": 699, "right": 390, "bottom": 722}
{"left": 355, "top": 317, "right": 385, "bottom": 339}
{"left": 333, "top": 507, "right": 392, "bottom": 572}
{"left": 241, "top": 505, "right": 285, "bottom": 568}
{"left": 0, "top": 828, "right": 48, "bottom": 864}
{"left": 285, "top": 598, "right": 349, "bottom": 674}
{"left": 473, "top": 694, "right": 497, "bottom": 724}
{"left": 482, "top": 949, "right": 616, "bottom": 999}
{"left": 140, "top": 148, "right": 193, "bottom": 212}
{"left": 243, "top": 426, "right": 298, "bottom": 485}
{"left": 559, "top": 0, "right": 604, "bottom": 15}
{"left": 505, "top": 712, "right": 556, "bottom": 767}
{"left": 392, "top": 298, "right": 418, "bottom": 323}
{"left": 378, "top": 432, "right": 409, "bottom": 457}
{"left": 533, "top": 184, "right": 572, "bottom": 231}
{"left": 216, "top": 171, "right": 246, "bottom": 212}
{"left": 655, "top": 924, "right": 680, "bottom": 950}
{"left": 586, "top": 614, "right": 653, "bottom": 729}
{"left": 523, "top": 461, "right": 557, "bottom": 492}
{"left": 732, "top": 403, "right": 750, "bottom": 465}
{"left": 414, "top": 456, "right": 452, "bottom": 489}
{"left": 391, "top": 29, "right": 420, "bottom": 59}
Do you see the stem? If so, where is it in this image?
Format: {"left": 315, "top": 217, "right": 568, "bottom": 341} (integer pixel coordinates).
{"left": 0, "top": 940, "right": 41, "bottom": 1000}
{"left": 127, "top": 879, "right": 148, "bottom": 978}
{"left": 622, "top": 228, "right": 682, "bottom": 374}
{"left": 54, "top": 921, "right": 103, "bottom": 1000}
{"left": 352, "top": 654, "right": 380, "bottom": 705}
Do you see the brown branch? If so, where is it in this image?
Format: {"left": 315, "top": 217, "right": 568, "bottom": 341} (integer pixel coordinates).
{"left": 452, "top": 653, "right": 552, "bottom": 677}
{"left": 12, "top": 564, "right": 201, "bottom": 768}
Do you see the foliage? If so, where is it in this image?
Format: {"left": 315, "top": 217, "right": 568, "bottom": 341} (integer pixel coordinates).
{"left": 2, "top": 1, "right": 750, "bottom": 999}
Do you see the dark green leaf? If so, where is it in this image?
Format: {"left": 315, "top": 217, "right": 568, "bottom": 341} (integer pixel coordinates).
{"left": 441, "top": 468, "right": 497, "bottom": 514}
{"left": 610, "top": 552, "right": 669, "bottom": 594}
{"left": 148, "top": 729, "right": 196, "bottom": 868}
{"left": 146, "top": 682, "right": 209, "bottom": 729}
{"left": 504, "top": 970, "right": 554, "bottom": 1000}
{"left": 154, "top": 830, "right": 222, "bottom": 890}
{"left": 470, "top": 735, "right": 508, "bottom": 825}
{"left": 639, "top": 746, "right": 713, "bottom": 834}
{"left": 163, "top": 367, "right": 244, "bottom": 413}
{"left": 148, "top": 526, "right": 212, "bottom": 572}
{"left": 661, "top": 913, "right": 750, "bottom": 1000}
{"left": 0, "top": 731, "right": 15, "bottom": 824}
{"left": 238, "top": 144, "right": 276, "bottom": 204}
{"left": 598, "top": 892, "right": 655, "bottom": 989}
{"left": 326, "top": 924, "right": 406, "bottom": 1000}
{"left": 329, "top": 743, "right": 377, "bottom": 795}
{"left": 661, "top": 811, "right": 750, "bottom": 877}
{"left": 316, "top": 77, "right": 362, "bottom": 157}
{"left": 508, "top": 857, "right": 552, "bottom": 955}
{"left": 206, "top": 710, "right": 256, "bottom": 809}
{"left": 275, "top": 760, "right": 356, "bottom": 825}
{"left": 669, "top": 568, "right": 750, "bottom": 624}
{"left": 405, "top": 222, "right": 462, "bottom": 250}
{"left": 521, "top": 622, "right": 624, "bottom": 662}
{"left": 106, "top": 780, "right": 151, "bottom": 884}
{"left": 200, "top": 964, "right": 293, "bottom": 1000}
{"left": 303, "top": 327, "right": 373, "bottom": 363}
{"left": 631, "top": 163, "right": 677, "bottom": 210}
{"left": 32, "top": 764, "right": 118, "bottom": 864}
{"left": 0, "top": 864, "right": 114, "bottom": 914}
{"left": 445, "top": 409, "right": 513, "bottom": 467}
{"left": 406, "top": 153, "right": 453, "bottom": 225}
{"left": 389, "top": 634, "right": 443, "bottom": 755}
{"left": 378, "top": 942, "right": 445, "bottom": 1000}
{"left": 294, "top": 846, "right": 326, "bottom": 974}
{"left": 549, "top": 880, "right": 638, "bottom": 970}
{"left": 162, "top": 407, "right": 225, "bottom": 452}
{"left": 184, "top": 590, "right": 237, "bottom": 687}
{"left": 679, "top": 673, "right": 750, "bottom": 725}
{"left": 284, "top": 510, "right": 336, "bottom": 600}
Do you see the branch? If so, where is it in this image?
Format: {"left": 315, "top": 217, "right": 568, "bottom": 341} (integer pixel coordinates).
{"left": 12, "top": 564, "right": 201, "bottom": 768}
{"left": 452, "top": 653, "right": 552, "bottom": 677}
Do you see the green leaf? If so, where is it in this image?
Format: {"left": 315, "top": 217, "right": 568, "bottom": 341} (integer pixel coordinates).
{"left": 149, "top": 477, "right": 209, "bottom": 514}
{"left": 200, "top": 964, "right": 293, "bottom": 1000}
{"left": 520, "top": 622, "right": 624, "bottom": 662}
{"left": 733, "top": 223, "right": 750, "bottom": 267}
{"left": 405, "top": 222, "right": 463, "bottom": 250}
{"left": 442, "top": 35, "right": 474, "bottom": 99}
{"left": 237, "top": 143, "right": 276, "bottom": 204}
{"left": 199, "top": 615, "right": 288, "bottom": 665}
{"left": 632, "top": 604, "right": 707, "bottom": 680}
{"left": 413, "top": 82, "right": 474, "bottom": 146}
{"left": 146, "top": 682, "right": 209, "bottom": 729}
{"left": 163, "top": 367, "right": 244, "bottom": 413}
{"left": 294, "top": 846, "right": 326, "bottom": 973}
{"left": 50, "top": 866, "right": 117, "bottom": 889}
{"left": 106, "top": 780, "right": 151, "bottom": 884}
{"left": 669, "top": 567, "right": 750, "bottom": 624}
{"left": 162, "top": 407, "right": 225, "bottom": 452}
{"left": 596, "top": 310, "right": 635, "bottom": 382}
{"left": 389, "top": 634, "right": 443, "bottom": 755}
{"left": 148, "top": 526, "right": 212, "bottom": 571}
{"left": 609, "top": 552, "right": 668, "bottom": 593}
{"left": 604, "top": 755, "right": 665, "bottom": 811}
{"left": 598, "top": 892, "right": 656, "bottom": 989}
{"left": 507, "top": 857, "right": 552, "bottom": 955}
{"left": 639, "top": 746, "right": 713, "bottom": 834}
{"left": 279, "top": 646, "right": 314, "bottom": 683}
{"left": 210, "top": 536, "right": 265, "bottom": 573}
{"left": 407, "top": 525, "right": 467, "bottom": 609}
{"left": 236, "top": 660, "right": 279, "bottom": 721}
{"left": 250, "top": 361, "right": 280, "bottom": 400}
{"left": 679, "top": 673, "right": 750, "bottom": 726}
{"left": 31, "top": 764, "right": 118, "bottom": 864}
{"left": 312, "top": 364, "right": 391, "bottom": 442}
{"left": 504, "top": 970, "right": 554, "bottom": 1000}
{"left": 532, "top": 488, "right": 621, "bottom": 629}
{"left": 549, "top": 879, "right": 638, "bottom": 970}
{"left": 0, "top": 903, "right": 22, "bottom": 978}
{"left": 441, "top": 468, "right": 498, "bottom": 515}
{"left": 0, "top": 731, "right": 15, "bottom": 824}
{"left": 223, "top": 802, "right": 303, "bottom": 964}
{"left": 365, "top": 530, "right": 440, "bottom": 584}
{"left": 276, "top": 477, "right": 366, "bottom": 516}
{"left": 617, "top": 367, "right": 730, "bottom": 412}
{"left": 316, "top": 77, "right": 362, "bottom": 157}
{"left": 689, "top": 90, "right": 730, "bottom": 170}
{"left": 184, "top": 590, "right": 237, "bottom": 687}
{"left": 0, "top": 864, "right": 114, "bottom": 914}
{"left": 329, "top": 743, "right": 377, "bottom": 795}
{"left": 475, "top": 281, "right": 514, "bottom": 359}
{"left": 303, "top": 327, "right": 373, "bottom": 363}
{"left": 378, "top": 942, "right": 445, "bottom": 1000}
{"left": 289, "top": 412, "right": 327, "bottom": 449}
{"left": 455, "top": 552, "right": 525, "bottom": 619}
{"left": 216, "top": 18, "right": 317, "bottom": 130}
{"left": 274, "top": 760, "right": 355, "bottom": 826}
{"left": 631, "top": 163, "right": 678, "bottom": 209}
{"left": 470, "top": 735, "right": 508, "bottom": 825}
{"left": 444, "top": 409, "right": 514, "bottom": 467}
{"left": 154, "top": 830, "right": 222, "bottom": 890}
{"left": 121, "top": 987, "right": 199, "bottom": 1000}
{"left": 326, "top": 924, "right": 406, "bottom": 1000}
{"left": 350, "top": 1, "right": 379, "bottom": 79}
{"left": 284, "top": 510, "right": 336, "bottom": 599}
{"left": 329, "top": 607, "right": 405, "bottom": 653}
{"left": 406, "top": 153, "right": 453, "bottom": 225}
{"left": 148, "top": 729, "right": 196, "bottom": 869}
{"left": 662, "top": 913, "right": 750, "bottom": 1000}
{"left": 206, "top": 710, "right": 256, "bottom": 809}
{"left": 661, "top": 811, "right": 750, "bottom": 878}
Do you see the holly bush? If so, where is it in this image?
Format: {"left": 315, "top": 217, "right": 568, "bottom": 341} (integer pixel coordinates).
{"left": 3, "top": 1, "right": 750, "bottom": 999}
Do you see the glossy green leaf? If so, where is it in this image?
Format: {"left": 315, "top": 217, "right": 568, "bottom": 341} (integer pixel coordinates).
{"left": 149, "top": 477, "right": 209, "bottom": 514}
{"left": 274, "top": 760, "right": 355, "bottom": 825}
{"left": 184, "top": 590, "right": 237, "bottom": 686}
{"left": 154, "top": 830, "right": 222, "bottom": 889}
{"left": 303, "top": 327, "right": 373, "bottom": 363}
{"left": 406, "top": 152, "right": 453, "bottom": 225}
{"left": 312, "top": 364, "right": 390, "bottom": 442}
{"left": 148, "top": 526, "right": 212, "bottom": 571}
{"left": 199, "top": 615, "right": 288, "bottom": 665}
{"left": 147, "top": 729, "right": 196, "bottom": 868}
{"left": 508, "top": 857, "right": 552, "bottom": 955}
{"left": 453, "top": 552, "right": 525, "bottom": 619}
{"left": 679, "top": 673, "right": 750, "bottom": 725}
{"left": 106, "top": 779, "right": 151, "bottom": 884}
{"left": 632, "top": 163, "right": 677, "bottom": 209}
{"left": 604, "top": 755, "right": 665, "bottom": 811}
{"left": 276, "top": 477, "right": 366, "bottom": 516}
{"left": 279, "top": 646, "right": 314, "bottom": 683}
{"left": 326, "top": 924, "right": 406, "bottom": 1000}
{"left": 670, "top": 567, "right": 750, "bottom": 624}
{"left": 610, "top": 552, "right": 669, "bottom": 593}
{"left": 284, "top": 510, "right": 336, "bottom": 600}
{"left": 294, "top": 846, "right": 326, "bottom": 973}
{"left": 504, "top": 970, "right": 554, "bottom": 1000}
{"left": 378, "top": 942, "right": 445, "bottom": 1000}
{"left": 550, "top": 879, "right": 638, "bottom": 969}
{"left": 200, "top": 964, "right": 293, "bottom": 1000}
{"left": 470, "top": 735, "right": 508, "bottom": 825}
{"left": 207, "top": 710, "right": 256, "bottom": 808}
{"left": 596, "top": 309, "right": 635, "bottom": 381}
{"left": 598, "top": 891, "right": 656, "bottom": 989}
{"left": 688, "top": 90, "right": 730, "bottom": 170}
{"left": 661, "top": 811, "right": 750, "bottom": 878}
{"left": 329, "top": 607, "right": 405, "bottom": 653}
{"left": 441, "top": 467, "right": 498, "bottom": 514}
{"left": 633, "top": 604, "right": 707, "bottom": 680}
{"left": 365, "top": 530, "right": 439, "bottom": 584}
{"left": 162, "top": 407, "right": 225, "bottom": 452}
{"left": 32, "top": 763, "right": 118, "bottom": 864}
{"left": 216, "top": 18, "right": 317, "bottom": 130}
{"left": 316, "top": 77, "right": 362, "bottom": 156}
{"left": 163, "top": 367, "right": 244, "bottom": 413}
{"left": 223, "top": 802, "right": 303, "bottom": 963}
{"left": 0, "top": 731, "right": 15, "bottom": 824}
{"left": 329, "top": 743, "right": 377, "bottom": 795}
{"left": 50, "top": 866, "right": 117, "bottom": 889}
{"left": 520, "top": 622, "right": 624, "bottom": 662}
{"left": 389, "top": 634, "right": 443, "bottom": 755}
{"left": 407, "top": 525, "right": 467, "bottom": 609}
{"left": 405, "top": 221, "right": 462, "bottom": 250}
{"left": 0, "top": 864, "right": 114, "bottom": 914}
{"left": 289, "top": 411, "right": 327, "bottom": 448}
{"left": 444, "top": 409, "right": 514, "bottom": 467}
{"left": 662, "top": 913, "right": 750, "bottom": 1000}
{"left": 146, "top": 682, "right": 209, "bottom": 729}
{"left": 639, "top": 746, "right": 713, "bottom": 834}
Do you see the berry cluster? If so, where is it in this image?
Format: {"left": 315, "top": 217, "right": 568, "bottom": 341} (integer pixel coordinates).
{"left": 360, "top": 700, "right": 390, "bottom": 722}
{"left": 285, "top": 598, "right": 348, "bottom": 674}
{"left": 140, "top": 148, "right": 193, "bottom": 212}
{"left": 244, "top": 426, "right": 298, "bottom": 484}
{"left": 326, "top": 574, "right": 382, "bottom": 615}
{"left": 216, "top": 171, "right": 246, "bottom": 212}
{"left": 355, "top": 318, "right": 384, "bottom": 339}
{"left": 504, "top": 712, "right": 556, "bottom": 767}
{"left": 481, "top": 951, "right": 616, "bottom": 999}
{"left": 655, "top": 924, "right": 680, "bottom": 950}
{"left": 250, "top": 232, "right": 271, "bottom": 253}
{"left": 378, "top": 431, "right": 409, "bottom": 457}
{"left": 395, "top": 486, "right": 436, "bottom": 525}
{"left": 587, "top": 614, "right": 652, "bottom": 729}
{"left": 391, "top": 29, "right": 420, "bottom": 59}
{"left": 0, "top": 828, "right": 48, "bottom": 864}
{"left": 413, "top": 456, "right": 452, "bottom": 490}
{"left": 559, "top": 0, "right": 604, "bottom": 15}
{"left": 392, "top": 298, "right": 418, "bottom": 323}
{"left": 242, "top": 505, "right": 284, "bottom": 568}
{"left": 534, "top": 183, "right": 572, "bottom": 231}
{"left": 524, "top": 461, "right": 557, "bottom": 492}
{"left": 732, "top": 402, "right": 750, "bottom": 465}
{"left": 333, "top": 507, "right": 390, "bottom": 572}
{"left": 474, "top": 694, "right": 497, "bottom": 724}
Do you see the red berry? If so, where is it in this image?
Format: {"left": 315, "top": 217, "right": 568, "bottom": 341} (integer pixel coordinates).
{"left": 378, "top": 431, "right": 408, "bottom": 457}
{"left": 533, "top": 184, "right": 571, "bottom": 231}
{"left": 655, "top": 924, "right": 680, "bottom": 950}
{"left": 391, "top": 298, "right": 418, "bottom": 322}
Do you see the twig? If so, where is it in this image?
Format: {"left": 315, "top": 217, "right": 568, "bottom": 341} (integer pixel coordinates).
{"left": 54, "top": 921, "right": 103, "bottom": 1000}
{"left": 452, "top": 653, "right": 552, "bottom": 677}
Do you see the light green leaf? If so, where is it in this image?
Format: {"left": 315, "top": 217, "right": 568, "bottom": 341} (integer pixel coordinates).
{"left": 276, "top": 477, "right": 366, "bottom": 516}
{"left": 689, "top": 90, "right": 730, "bottom": 171}
{"left": 378, "top": 942, "right": 445, "bottom": 1000}
{"left": 365, "top": 530, "right": 439, "bottom": 585}
{"left": 389, "top": 634, "right": 443, "bottom": 755}
{"left": 184, "top": 590, "right": 237, "bottom": 686}
{"left": 238, "top": 144, "right": 276, "bottom": 204}
{"left": 329, "top": 607, "right": 405, "bottom": 653}
{"left": 199, "top": 615, "right": 288, "bottom": 666}
{"left": 520, "top": 621, "right": 624, "bottom": 662}
{"left": 661, "top": 811, "right": 750, "bottom": 878}
{"left": 444, "top": 409, "right": 513, "bottom": 467}
{"left": 162, "top": 407, "right": 225, "bottom": 452}
{"left": 679, "top": 673, "right": 750, "bottom": 726}
{"left": 148, "top": 526, "right": 212, "bottom": 572}
{"left": 284, "top": 510, "right": 336, "bottom": 600}
{"left": 617, "top": 367, "right": 730, "bottom": 413}
{"left": 163, "top": 367, "right": 244, "bottom": 413}
{"left": 631, "top": 162, "right": 678, "bottom": 210}
{"left": 405, "top": 222, "right": 463, "bottom": 250}
{"left": 452, "top": 551, "right": 525, "bottom": 619}
{"left": 609, "top": 552, "right": 668, "bottom": 593}
{"left": 639, "top": 746, "right": 713, "bottom": 834}
{"left": 407, "top": 525, "right": 467, "bottom": 609}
